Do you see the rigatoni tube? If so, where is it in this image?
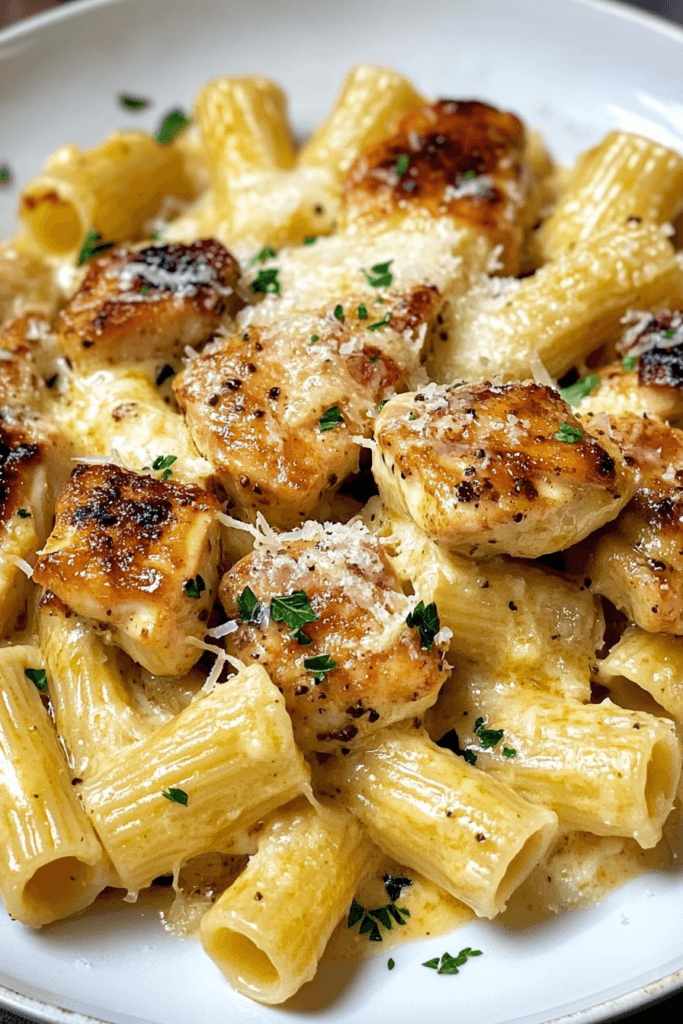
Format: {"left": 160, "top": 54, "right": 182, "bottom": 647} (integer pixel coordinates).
{"left": 80, "top": 665, "right": 311, "bottom": 892}
{"left": 200, "top": 800, "right": 377, "bottom": 1004}
{"left": 320, "top": 726, "right": 558, "bottom": 919}
{"left": 0, "top": 646, "right": 111, "bottom": 928}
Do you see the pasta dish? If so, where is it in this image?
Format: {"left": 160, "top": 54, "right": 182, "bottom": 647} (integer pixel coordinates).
{"left": 1, "top": 64, "right": 683, "bottom": 1006}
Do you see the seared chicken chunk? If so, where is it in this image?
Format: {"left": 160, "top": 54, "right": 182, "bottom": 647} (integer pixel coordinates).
{"left": 0, "top": 413, "right": 69, "bottom": 635}
{"left": 33, "top": 464, "right": 220, "bottom": 675}
{"left": 57, "top": 240, "right": 244, "bottom": 367}
{"left": 0, "top": 314, "right": 49, "bottom": 409}
{"left": 372, "top": 381, "right": 636, "bottom": 559}
{"left": 584, "top": 414, "right": 683, "bottom": 633}
{"left": 576, "top": 362, "right": 683, "bottom": 423}
{"left": 219, "top": 519, "right": 450, "bottom": 752}
{"left": 341, "top": 100, "right": 529, "bottom": 273}
{"left": 175, "top": 288, "right": 438, "bottom": 528}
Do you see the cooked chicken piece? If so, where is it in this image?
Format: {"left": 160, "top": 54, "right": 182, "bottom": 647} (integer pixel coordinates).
{"left": 0, "top": 241, "right": 60, "bottom": 328}
{"left": 0, "top": 314, "right": 49, "bottom": 409}
{"left": 584, "top": 413, "right": 683, "bottom": 633}
{"left": 33, "top": 464, "right": 221, "bottom": 675}
{"left": 340, "top": 100, "right": 529, "bottom": 274}
{"left": 219, "top": 519, "right": 450, "bottom": 752}
{"left": 0, "top": 412, "right": 70, "bottom": 636}
{"left": 175, "top": 288, "right": 438, "bottom": 528}
{"left": 57, "top": 240, "right": 244, "bottom": 367}
{"left": 372, "top": 381, "right": 636, "bottom": 559}
{"left": 576, "top": 362, "right": 683, "bottom": 423}
{"left": 57, "top": 366, "right": 214, "bottom": 488}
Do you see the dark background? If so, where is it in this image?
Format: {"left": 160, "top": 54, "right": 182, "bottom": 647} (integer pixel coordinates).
{"left": 1, "top": 0, "right": 683, "bottom": 1022}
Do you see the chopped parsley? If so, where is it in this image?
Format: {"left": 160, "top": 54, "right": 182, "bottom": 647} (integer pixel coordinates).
{"left": 151, "top": 454, "right": 176, "bottom": 480}
{"left": 16, "top": 508, "right": 31, "bottom": 518}
{"left": 503, "top": 746, "right": 517, "bottom": 758}
{"left": 0, "top": 165, "right": 11, "bottom": 185}
{"left": 184, "top": 575, "right": 206, "bottom": 599}
{"left": 156, "top": 364, "right": 175, "bottom": 386}
{"left": 162, "top": 787, "right": 188, "bottom": 805}
{"left": 370, "top": 355, "right": 378, "bottom": 363}
{"left": 77, "top": 229, "right": 114, "bottom": 267}
{"left": 395, "top": 154, "right": 409, "bottom": 176}
{"left": 559, "top": 374, "right": 600, "bottom": 407}
{"left": 473, "top": 716, "right": 504, "bottom": 750}
{"left": 347, "top": 898, "right": 410, "bottom": 942}
{"left": 155, "top": 108, "right": 191, "bottom": 145}
{"left": 310, "top": 334, "right": 320, "bottom": 343}
{"left": 119, "top": 94, "right": 150, "bottom": 110}
{"left": 334, "top": 304, "right": 345, "bottom": 322}
{"left": 664, "top": 327, "right": 676, "bottom": 339}
{"left": 388, "top": 958, "right": 395, "bottom": 970}
{"left": 303, "top": 653, "right": 337, "bottom": 681}
{"left": 303, "top": 236, "right": 318, "bottom": 245}
{"left": 622, "top": 354, "right": 637, "bottom": 371}
{"left": 406, "top": 600, "right": 440, "bottom": 649}
{"left": 357, "top": 304, "right": 368, "bottom": 320}
{"left": 140, "top": 284, "right": 150, "bottom": 295}
{"left": 237, "top": 586, "right": 260, "bottom": 622}
{"left": 422, "top": 948, "right": 482, "bottom": 974}
{"left": 361, "top": 260, "right": 394, "bottom": 288}
{"left": 271, "top": 590, "right": 319, "bottom": 645}
{"left": 319, "top": 406, "right": 344, "bottom": 432}
{"left": 462, "top": 169, "right": 477, "bottom": 180}
{"left": 367, "top": 312, "right": 392, "bottom": 332}
{"left": 436, "top": 729, "right": 477, "bottom": 766}
{"left": 554, "top": 422, "right": 583, "bottom": 444}
{"left": 383, "top": 875, "right": 413, "bottom": 902}
{"left": 252, "top": 268, "right": 281, "bottom": 295}
{"left": 250, "top": 246, "right": 277, "bottom": 265}
{"left": 24, "top": 668, "right": 47, "bottom": 692}
{"left": 152, "top": 229, "right": 165, "bottom": 242}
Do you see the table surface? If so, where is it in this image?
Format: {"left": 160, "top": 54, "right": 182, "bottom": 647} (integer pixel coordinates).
{"left": 1, "top": 0, "right": 683, "bottom": 1022}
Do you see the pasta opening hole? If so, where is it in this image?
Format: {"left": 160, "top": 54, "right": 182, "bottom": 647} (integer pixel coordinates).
{"left": 645, "top": 740, "right": 676, "bottom": 818}
{"left": 210, "top": 928, "right": 280, "bottom": 991}
{"left": 21, "top": 195, "right": 83, "bottom": 254}
{"left": 496, "top": 828, "right": 552, "bottom": 908}
{"left": 23, "top": 857, "right": 93, "bottom": 914}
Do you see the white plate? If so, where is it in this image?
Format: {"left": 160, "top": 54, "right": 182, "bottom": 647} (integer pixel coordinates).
{"left": 2, "top": 0, "right": 683, "bottom": 1021}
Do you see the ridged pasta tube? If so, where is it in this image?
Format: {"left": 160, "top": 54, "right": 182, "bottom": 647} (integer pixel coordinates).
{"left": 599, "top": 625, "right": 683, "bottom": 724}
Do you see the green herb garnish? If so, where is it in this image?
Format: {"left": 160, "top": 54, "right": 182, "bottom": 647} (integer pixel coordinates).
{"left": 184, "top": 575, "right": 206, "bottom": 599}
{"left": 664, "top": 328, "right": 676, "bottom": 340}
{"left": 367, "top": 312, "right": 392, "bottom": 332}
{"left": 474, "top": 716, "right": 504, "bottom": 750}
{"left": 250, "top": 246, "right": 277, "bottom": 265}
{"left": 0, "top": 165, "right": 11, "bottom": 184}
{"left": 162, "top": 787, "right": 188, "bottom": 805}
{"left": 156, "top": 364, "right": 175, "bottom": 386}
{"left": 152, "top": 229, "right": 164, "bottom": 242}
{"left": 384, "top": 875, "right": 413, "bottom": 902}
{"left": 406, "top": 600, "right": 440, "bottom": 650}
{"left": 503, "top": 747, "right": 517, "bottom": 758}
{"left": 388, "top": 958, "right": 395, "bottom": 970}
{"left": 77, "top": 229, "right": 114, "bottom": 267}
{"left": 24, "top": 668, "right": 47, "bottom": 692}
{"left": 16, "top": 509, "right": 31, "bottom": 518}
{"left": 252, "top": 268, "right": 281, "bottom": 295}
{"left": 361, "top": 260, "right": 393, "bottom": 288}
{"left": 310, "top": 334, "right": 320, "bottom": 343}
{"left": 237, "top": 586, "right": 260, "bottom": 622}
{"left": 155, "top": 108, "right": 191, "bottom": 145}
{"left": 622, "top": 354, "right": 637, "bottom": 371}
{"left": 422, "top": 948, "right": 482, "bottom": 974}
{"left": 554, "top": 422, "right": 583, "bottom": 444}
{"left": 271, "top": 590, "right": 319, "bottom": 645}
{"left": 559, "top": 374, "right": 600, "bottom": 407}
{"left": 303, "top": 654, "right": 337, "bottom": 681}
{"left": 151, "top": 454, "right": 177, "bottom": 480}
{"left": 395, "top": 154, "right": 409, "bottom": 176}
{"left": 119, "top": 94, "right": 150, "bottom": 110}
{"left": 319, "top": 406, "right": 344, "bottom": 432}
{"left": 303, "top": 236, "right": 317, "bottom": 245}
{"left": 436, "top": 729, "right": 477, "bottom": 766}
{"left": 357, "top": 304, "right": 368, "bottom": 320}
{"left": 334, "top": 304, "right": 345, "bottom": 322}
{"left": 348, "top": 898, "right": 410, "bottom": 942}
{"left": 462, "top": 170, "right": 477, "bottom": 180}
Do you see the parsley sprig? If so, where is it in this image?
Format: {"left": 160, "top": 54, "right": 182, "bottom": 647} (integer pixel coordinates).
{"left": 347, "top": 900, "right": 410, "bottom": 942}
{"left": 437, "top": 729, "right": 477, "bottom": 766}
{"left": 395, "top": 154, "right": 409, "bottom": 176}
{"left": 252, "top": 268, "right": 281, "bottom": 295}
{"left": 184, "top": 575, "right": 206, "bottom": 599}
{"left": 150, "top": 454, "right": 177, "bottom": 480}
{"left": 554, "top": 422, "right": 583, "bottom": 444}
{"left": 303, "top": 654, "right": 337, "bottom": 681}
{"left": 367, "top": 312, "right": 392, "bottom": 332}
{"left": 0, "top": 165, "right": 11, "bottom": 185}
{"left": 250, "top": 246, "right": 277, "bottom": 265}
{"left": 319, "top": 406, "right": 344, "bottom": 432}
{"left": 24, "top": 668, "right": 47, "bottom": 693}
{"left": 119, "top": 94, "right": 150, "bottom": 110}
{"left": 155, "top": 108, "right": 191, "bottom": 145}
{"left": 77, "top": 229, "right": 114, "bottom": 267}
{"left": 559, "top": 374, "right": 600, "bottom": 407}
{"left": 271, "top": 590, "right": 318, "bottom": 645}
{"left": 422, "top": 947, "right": 482, "bottom": 974}
{"left": 406, "top": 601, "right": 440, "bottom": 649}
{"left": 162, "top": 787, "right": 188, "bottom": 805}
{"left": 238, "top": 586, "right": 260, "bottom": 622}
{"left": 622, "top": 354, "right": 637, "bottom": 371}
{"left": 361, "top": 260, "right": 394, "bottom": 288}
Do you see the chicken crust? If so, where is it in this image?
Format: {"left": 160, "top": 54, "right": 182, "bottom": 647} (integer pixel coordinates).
{"left": 219, "top": 520, "right": 450, "bottom": 752}
{"left": 341, "top": 100, "right": 528, "bottom": 273}
{"left": 57, "top": 239, "right": 244, "bottom": 367}
{"left": 372, "top": 381, "right": 636, "bottom": 559}
{"left": 33, "top": 463, "right": 220, "bottom": 675}
{"left": 584, "top": 413, "right": 683, "bottom": 633}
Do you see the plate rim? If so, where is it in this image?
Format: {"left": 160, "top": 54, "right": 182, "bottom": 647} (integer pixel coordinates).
{"left": 1, "top": 0, "right": 683, "bottom": 1022}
